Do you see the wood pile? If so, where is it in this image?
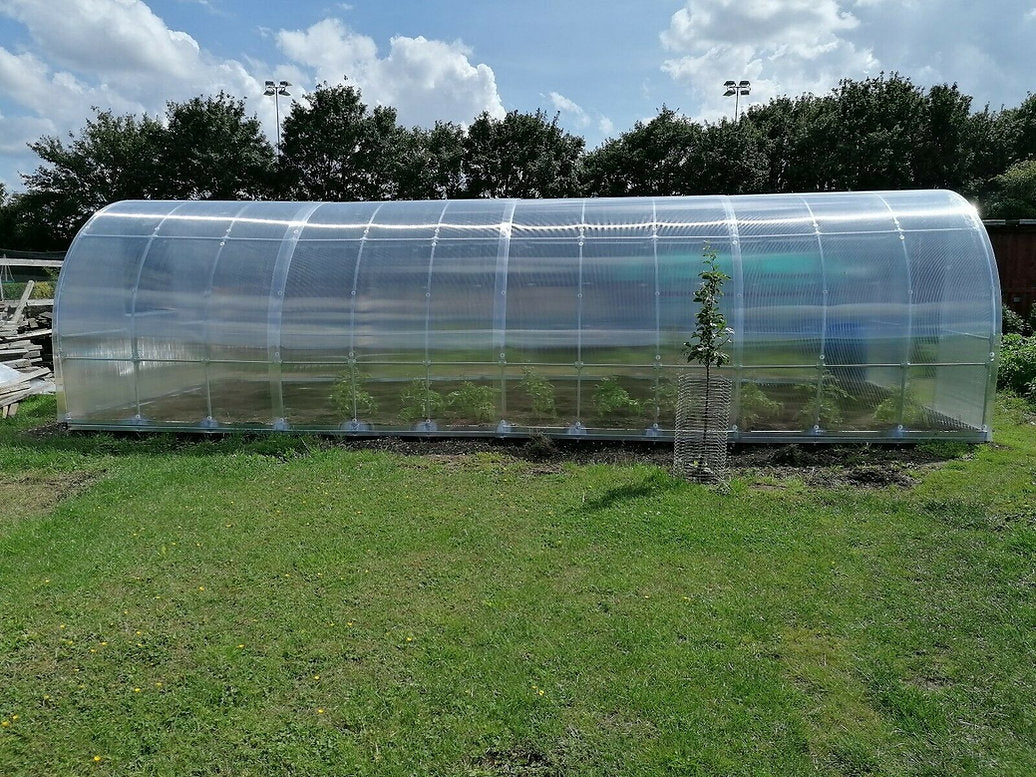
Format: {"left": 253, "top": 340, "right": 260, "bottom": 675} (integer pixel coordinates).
{"left": 1, "top": 280, "right": 55, "bottom": 418}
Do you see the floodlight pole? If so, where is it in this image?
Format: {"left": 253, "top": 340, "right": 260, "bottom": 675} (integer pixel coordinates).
{"left": 263, "top": 80, "right": 291, "bottom": 157}
{"left": 723, "top": 79, "right": 751, "bottom": 121}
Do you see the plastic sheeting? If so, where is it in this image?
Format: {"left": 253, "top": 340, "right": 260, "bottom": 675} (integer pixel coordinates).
{"left": 54, "top": 191, "right": 1001, "bottom": 440}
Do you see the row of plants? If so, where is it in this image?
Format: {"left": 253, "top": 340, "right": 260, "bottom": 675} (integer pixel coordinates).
{"left": 326, "top": 366, "right": 948, "bottom": 432}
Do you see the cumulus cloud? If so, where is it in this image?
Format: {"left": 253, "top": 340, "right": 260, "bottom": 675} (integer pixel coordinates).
{"left": 549, "top": 90, "right": 614, "bottom": 139}
{"left": 846, "top": 0, "right": 1035, "bottom": 109}
{"left": 660, "top": 0, "right": 1032, "bottom": 123}
{"left": 276, "top": 18, "right": 505, "bottom": 127}
{"left": 0, "top": 0, "right": 270, "bottom": 187}
{"left": 1, "top": 0, "right": 204, "bottom": 83}
{"left": 660, "top": 0, "right": 879, "bottom": 120}
{"left": 549, "top": 91, "right": 590, "bottom": 126}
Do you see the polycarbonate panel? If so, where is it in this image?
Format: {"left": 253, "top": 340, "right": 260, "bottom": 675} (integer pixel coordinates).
{"left": 581, "top": 239, "right": 657, "bottom": 364}
{"left": 353, "top": 239, "right": 432, "bottom": 362}
{"left": 505, "top": 238, "right": 581, "bottom": 363}
{"left": 427, "top": 239, "right": 498, "bottom": 359}
{"left": 657, "top": 238, "right": 733, "bottom": 350}
{"left": 823, "top": 231, "right": 909, "bottom": 369}
{"left": 739, "top": 235, "right": 822, "bottom": 366}
{"left": 56, "top": 192, "right": 1000, "bottom": 441}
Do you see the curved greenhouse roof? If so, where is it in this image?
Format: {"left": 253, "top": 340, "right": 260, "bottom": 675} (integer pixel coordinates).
{"left": 55, "top": 191, "right": 1000, "bottom": 440}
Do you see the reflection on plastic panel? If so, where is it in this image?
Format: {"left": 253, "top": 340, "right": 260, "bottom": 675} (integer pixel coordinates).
{"left": 55, "top": 193, "right": 1000, "bottom": 440}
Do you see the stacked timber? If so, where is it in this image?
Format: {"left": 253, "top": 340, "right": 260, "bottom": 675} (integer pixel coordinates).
{"left": 1, "top": 280, "right": 55, "bottom": 418}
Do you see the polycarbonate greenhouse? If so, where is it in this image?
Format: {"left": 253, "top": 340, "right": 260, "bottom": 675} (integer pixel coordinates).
{"left": 54, "top": 190, "right": 1001, "bottom": 441}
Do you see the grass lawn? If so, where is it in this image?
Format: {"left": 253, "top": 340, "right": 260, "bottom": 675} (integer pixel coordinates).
{"left": 1, "top": 395, "right": 1034, "bottom": 776}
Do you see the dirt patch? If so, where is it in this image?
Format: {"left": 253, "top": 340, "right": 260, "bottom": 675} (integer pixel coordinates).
{"left": 471, "top": 745, "right": 557, "bottom": 776}
{"left": 37, "top": 422, "right": 971, "bottom": 487}
{"left": 0, "top": 469, "right": 99, "bottom": 526}
{"left": 343, "top": 437, "right": 951, "bottom": 488}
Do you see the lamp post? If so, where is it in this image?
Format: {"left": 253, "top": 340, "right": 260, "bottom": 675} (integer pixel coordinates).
{"left": 263, "top": 80, "right": 291, "bottom": 157}
{"left": 723, "top": 79, "right": 751, "bottom": 121}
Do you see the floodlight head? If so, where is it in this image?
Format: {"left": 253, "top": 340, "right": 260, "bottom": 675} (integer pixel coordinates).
{"left": 265, "top": 80, "right": 275, "bottom": 88}
{"left": 723, "top": 80, "right": 736, "bottom": 88}
{"left": 724, "top": 88, "right": 737, "bottom": 97}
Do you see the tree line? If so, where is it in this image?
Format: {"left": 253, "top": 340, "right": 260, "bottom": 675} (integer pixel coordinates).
{"left": 1, "top": 73, "right": 1034, "bottom": 250}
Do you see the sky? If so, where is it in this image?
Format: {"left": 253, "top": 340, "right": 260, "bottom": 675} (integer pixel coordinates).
{"left": 0, "top": 0, "right": 1034, "bottom": 192}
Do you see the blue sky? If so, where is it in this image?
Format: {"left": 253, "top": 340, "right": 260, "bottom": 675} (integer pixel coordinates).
{"left": 1, "top": 0, "right": 1034, "bottom": 192}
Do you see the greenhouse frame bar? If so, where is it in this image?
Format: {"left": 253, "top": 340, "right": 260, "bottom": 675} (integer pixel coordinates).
{"left": 54, "top": 191, "right": 1001, "bottom": 441}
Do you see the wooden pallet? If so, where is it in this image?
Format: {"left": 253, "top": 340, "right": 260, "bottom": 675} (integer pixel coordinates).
{"left": 1, "top": 279, "right": 55, "bottom": 417}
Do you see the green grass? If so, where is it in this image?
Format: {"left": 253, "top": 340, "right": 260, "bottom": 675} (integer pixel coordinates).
{"left": 1, "top": 396, "right": 1034, "bottom": 776}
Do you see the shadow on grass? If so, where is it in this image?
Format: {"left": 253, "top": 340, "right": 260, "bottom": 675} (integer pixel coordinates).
{"left": 582, "top": 469, "right": 683, "bottom": 511}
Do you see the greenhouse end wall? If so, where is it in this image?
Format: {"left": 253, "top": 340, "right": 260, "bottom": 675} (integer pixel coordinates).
{"left": 54, "top": 191, "right": 1001, "bottom": 441}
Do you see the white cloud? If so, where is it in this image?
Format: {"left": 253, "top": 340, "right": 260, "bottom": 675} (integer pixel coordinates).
{"left": 549, "top": 91, "right": 590, "bottom": 126}
{"left": 549, "top": 90, "right": 614, "bottom": 139}
{"left": 0, "top": 0, "right": 272, "bottom": 188}
{"left": 0, "top": 113, "right": 54, "bottom": 154}
{"left": 661, "top": 0, "right": 878, "bottom": 120}
{"left": 1, "top": 0, "right": 203, "bottom": 82}
{"left": 277, "top": 18, "right": 505, "bottom": 127}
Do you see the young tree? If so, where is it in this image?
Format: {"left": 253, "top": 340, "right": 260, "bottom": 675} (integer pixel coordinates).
{"left": 682, "top": 245, "right": 732, "bottom": 477}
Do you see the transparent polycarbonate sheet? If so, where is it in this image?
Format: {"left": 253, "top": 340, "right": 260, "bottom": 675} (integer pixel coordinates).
{"left": 505, "top": 238, "right": 581, "bottom": 363}
{"left": 56, "top": 192, "right": 999, "bottom": 440}
{"left": 60, "top": 359, "right": 136, "bottom": 421}
{"left": 823, "top": 231, "right": 909, "bottom": 370}
{"left": 580, "top": 239, "right": 657, "bottom": 364}
{"left": 656, "top": 238, "right": 732, "bottom": 351}
{"left": 353, "top": 239, "right": 432, "bottom": 363}
{"left": 738, "top": 235, "right": 823, "bottom": 366}
{"left": 427, "top": 239, "right": 498, "bottom": 359}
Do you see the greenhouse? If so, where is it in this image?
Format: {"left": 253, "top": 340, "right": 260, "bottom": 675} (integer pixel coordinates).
{"left": 54, "top": 191, "right": 1001, "bottom": 441}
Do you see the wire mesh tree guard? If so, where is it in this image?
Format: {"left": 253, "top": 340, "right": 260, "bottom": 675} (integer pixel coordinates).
{"left": 673, "top": 373, "right": 732, "bottom": 481}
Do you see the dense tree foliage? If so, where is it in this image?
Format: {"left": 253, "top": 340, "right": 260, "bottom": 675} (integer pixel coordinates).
{"left": 17, "top": 111, "right": 165, "bottom": 245}
{"left": 462, "top": 109, "right": 584, "bottom": 198}
{"left": 395, "top": 122, "right": 466, "bottom": 200}
{"left": 278, "top": 83, "right": 404, "bottom": 201}
{"left": 984, "top": 160, "right": 1036, "bottom": 218}
{"left": 7, "top": 74, "right": 1036, "bottom": 250}
{"left": 5, "top": 96, "right": 273, "bottom": 247}
{"left": 158, "top": 93, "right": 275, "bottom": 200}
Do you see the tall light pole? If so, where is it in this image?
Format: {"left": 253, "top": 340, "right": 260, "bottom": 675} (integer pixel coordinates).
{"left": 263, "top": 80, "right": 291, "bottom": 157}
{"left": 723, "top": 79, "right": 751, "bottom": 121}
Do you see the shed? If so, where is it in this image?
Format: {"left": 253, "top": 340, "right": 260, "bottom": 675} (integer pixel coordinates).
{"left": 54, "top": 191, "right": 1000, "bottom": 441}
